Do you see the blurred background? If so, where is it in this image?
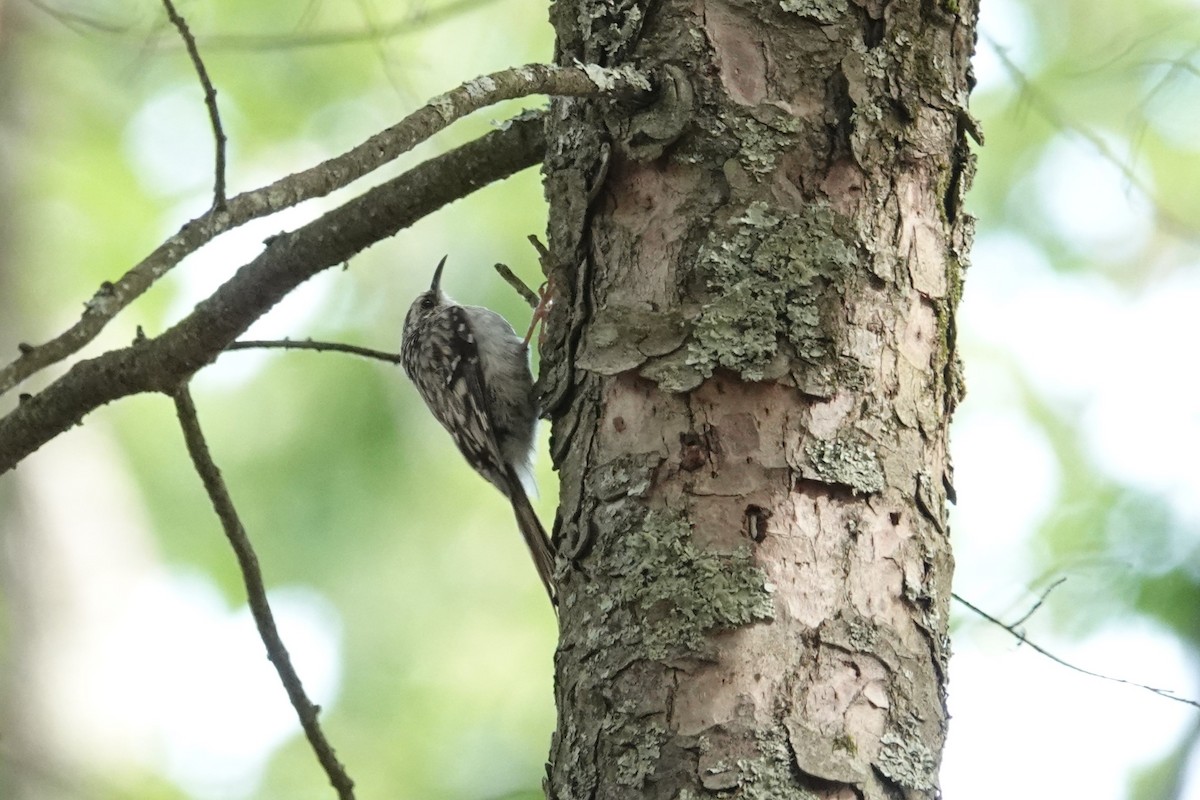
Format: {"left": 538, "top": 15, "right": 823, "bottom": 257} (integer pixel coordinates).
{"left": 0, "top": 0, "right": 1196, "bottom": 798}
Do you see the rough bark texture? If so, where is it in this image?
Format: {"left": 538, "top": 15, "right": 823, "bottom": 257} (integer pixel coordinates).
{"left": 542, "top": 0, "right": 977, "bottom": 798}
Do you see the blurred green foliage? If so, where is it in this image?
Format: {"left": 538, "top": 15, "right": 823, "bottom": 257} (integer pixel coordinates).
{"left": 967, "top": 0, "right": 1200, "bottom": 625}
{"left": 959, "top": 0, "right": 1200, "bottom": 795}
{"left": 4, "top": 0, "right": 558, "bottom": 797}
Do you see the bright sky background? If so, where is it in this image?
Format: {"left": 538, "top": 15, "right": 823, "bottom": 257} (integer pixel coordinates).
{"left": 943, "top": 2, "right": 1200, "bottom": 796}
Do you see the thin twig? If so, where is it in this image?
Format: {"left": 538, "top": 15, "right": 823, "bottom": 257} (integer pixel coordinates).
{"left": 172, "top": 385, "right": 356, "bottom": 799}
{"left": 526, "top": 233, "right": 551, "bottom": 262}
{"left": 160, "top": 0, "right": 227, "bottom": 209}
{"left": 493, "top": 263, "right": 539, "bottom": 308}
{"left": 0, "top": 64, "right": 653, "bottom": 399}
{"left": 191, "top": 0, "right": 501, "bottom": 51}
{"left": 27, "top": 0, "right": 134, "bottom": 33}
{"left": 0, "top": 113, "right": 546, "bottom": 474}
{"left": 1009, "top": 577, "right": 1067, "bottom": 630}
{"left": 226, "top": 339, "right": 401, "bottom": 364}
{"left": 984, "top": 35, "right": 1199, "bottom": 242}
{"left": 952, "top": 592, "right": 1200, "bottom": 710}
{"left": 349, "top": 0, "right": 408, "bottom": 95}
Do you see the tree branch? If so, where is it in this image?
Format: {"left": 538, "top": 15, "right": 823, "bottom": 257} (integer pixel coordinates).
{"left": 186, "top": 0, "right": 502, "bottom": 51}
{"left": 160, "top": 0, "right": 227, "bottom": 209}
{"left": 0, "top": 113, "right": 546, "bottom": 474}
{"left": 1008, "top": 576, "right": 1066, "bottom": 629}
{"left": 493, "top": 262, "right": 540, "bottom": 308}
{"left": 953, "top": 592, "right": 1200, "bottom": 710}
{"left": 225, "top": 339, "right": 402, "bottom": 364}
{"left": 172, "top": 385, "right": 355, "bottom": 799}
{"left": 0, "top": 63, "right": 652, "bottom": 398}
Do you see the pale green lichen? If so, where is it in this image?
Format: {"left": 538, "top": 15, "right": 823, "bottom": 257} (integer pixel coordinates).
{"left": 681, "top": 102, "right": 801, "bottom": 174}
{"left": 684, "top": 201, "right": 858, "bottom": 384}
{"left": 591, "top": 454, "right": 658, "bottom": 501}
{"left": 614, "top": 721, "right": 668, "bottom": 787}
{"left": 582, "top": 0, "right": 645, "bottom": 62}
{"left": 787, "top": 717, "right": 868, "bottom": 785}
{"left": 426, "top": 93, "right": 456, "bottom": 122}
{"left": 600, "top": 510, "right": 774, "bottom": 659}
{"left": 778, "top": 0, "right": 847, "bottom": 24}
{"left": 690, "top": 280, "right": 785, "bottom": 379}
{"left": 876, "top": 729, "right": 937, "bottom": 791}
{"left": 737, "top": 728, "right": 821, "bottom": 800}
{"left": 843, "top": 615, "right": 880, "bottom": 651}
{"left": 465, "top": 74, "right": 497, "bottom": 99}
{"left": 724, "top": 113, "right": 801, "bottom": 175}
{"left": 738, "top": 203, "right": 781, "bottom": 228}
{"left": 804, "top": 437, "right": 885, "bottom": 494}
{"left": 640, "top": 349, "right": 707, "bottom": 394}
{"left": 577, "top": 62, "right": 653, "bottom": 93}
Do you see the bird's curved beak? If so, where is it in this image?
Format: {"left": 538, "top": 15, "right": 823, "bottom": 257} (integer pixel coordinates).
{"left": 430, "top": 255, "right": 447, "bottom": 293}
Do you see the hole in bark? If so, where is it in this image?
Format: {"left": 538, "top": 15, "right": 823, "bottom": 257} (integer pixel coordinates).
{"left": 679, "top": 431, "right": 706, "bottom": 471}
{"left": 825, "top": 69, "right": 854, "bottom": 159}
{"left": 889, "top": 511, "right": 902, "bottom": 525}
{"left": 613, "top": 415, "right": 626, "bottom": 433}
{"left": 744, "top": 505, "right": 770, "bottom": 543}
{"left": 864, "top": 16, "right": 885, "bottom": 48}
{"left": 890, "top": 96, "right": 916, "bottom": 124}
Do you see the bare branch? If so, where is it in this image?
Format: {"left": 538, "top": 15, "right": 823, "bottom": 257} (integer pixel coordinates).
{"left": 226, "top": 339, "right": 402, "bottom": 364}
{"left": 0, "top": 63, "right": 653, "bottom": 399}
{"left": 953, "top": 592, "right": 1200, "bottom": 710}
{"left": 0, "top": 113, "right": 546, "bottom": 474}
{"left": 526, "top": 233, "right": 551, "bottom": 263}
{"left": 172, "top": 385, "right": 355, "bottom": 799}
{"left": 493, "top": 263, "right": 540, "bottom": 308}
{"left": 160, "top": 0, "right": 228, "bottom": 208}
{"left": 192, "top": 0, "right": 501, "bottom": 51}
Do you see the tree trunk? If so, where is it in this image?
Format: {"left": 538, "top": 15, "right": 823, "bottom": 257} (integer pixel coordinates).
{"left": 542, "top": 0, "right": 976, "bottom": 797}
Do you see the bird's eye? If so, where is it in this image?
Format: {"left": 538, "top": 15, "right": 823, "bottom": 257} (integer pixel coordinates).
{"left": 420, "top": 295, "right": 436, "bottom": 310}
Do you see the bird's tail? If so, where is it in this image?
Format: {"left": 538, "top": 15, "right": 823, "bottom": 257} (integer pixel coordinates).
{"left": 507, "top": 472, "right": 558, "bottom": 608}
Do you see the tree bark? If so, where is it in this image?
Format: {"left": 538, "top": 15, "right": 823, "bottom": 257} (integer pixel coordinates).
{"left": 543, "top": 0, "right": 976, "bottom": 797}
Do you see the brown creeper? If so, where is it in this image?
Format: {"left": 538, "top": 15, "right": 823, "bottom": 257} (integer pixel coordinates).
{"left": 400, "top": 256, "right": 556, "bottom": 605}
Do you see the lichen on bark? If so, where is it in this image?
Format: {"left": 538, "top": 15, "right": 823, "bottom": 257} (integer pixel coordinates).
{"left": 544, "top": 0, "right": 977, "bottom": 796}
{"left": 593, "top": 509, "right": 775, "bottom": 660}
{"left": 687, "top": 200, "right": 859, "bottom": 383}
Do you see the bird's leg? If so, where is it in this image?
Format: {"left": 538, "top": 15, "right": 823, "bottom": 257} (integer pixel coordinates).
{"left": 522, "top": 276, "right": 556, "bottom": 347}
